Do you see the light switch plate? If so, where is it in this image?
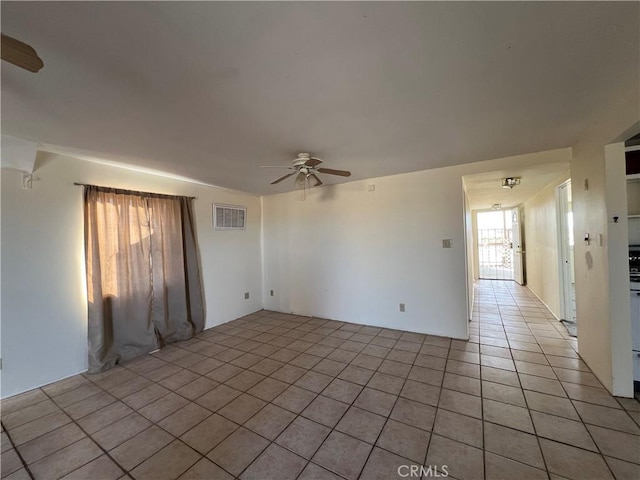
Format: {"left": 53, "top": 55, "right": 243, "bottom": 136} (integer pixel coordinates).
{"left": 442, "top": 239, "right": 453, "bottom": 248}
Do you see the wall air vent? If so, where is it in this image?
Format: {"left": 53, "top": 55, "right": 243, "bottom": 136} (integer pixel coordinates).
{"left": 214, "top": 204, "right": 246, "bottom": 230}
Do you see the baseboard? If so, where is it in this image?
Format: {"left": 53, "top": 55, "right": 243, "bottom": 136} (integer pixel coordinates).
{"left": 525, "top": 286, "right": 561, "bottom": 322}
{"left": 1, "top": 369, "right": 88, "bottom": 400}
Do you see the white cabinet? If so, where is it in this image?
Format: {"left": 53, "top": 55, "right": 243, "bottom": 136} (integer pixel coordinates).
{"left": 633, "top": 291, "right": 640, "bottom": 345}
{"left": 628, "top": 179, "right": 640, "bottom": 216}
{"left": 632, "top": 290, "right": 640, "bottom": 382}
{"left": 630, "top": 217, "right": 640, "bottom": 245}
{"left": 628, "top": 178, "right": 640, "bottom": 244}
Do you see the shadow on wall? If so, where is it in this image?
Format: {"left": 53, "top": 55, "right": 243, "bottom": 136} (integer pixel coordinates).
{"left": 317, "top": 184, "right": 338, "bottom": 202}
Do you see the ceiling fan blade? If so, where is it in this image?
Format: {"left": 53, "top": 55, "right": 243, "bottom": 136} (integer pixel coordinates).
{"left": 304, "top": 158, "right": 323, "bottom": 167}
{"left": 317, "top": 168, "right": 351, "bottom": 177}
{"left": 310, "top": 174, "right": 323, "bottom": 186}
{"left": 261, "top": 165, "right": 295, "bottom": 169}
{"left": 270, "top": 172, "right": 296, "bottom": 185}
{"left": 1, "top": 34, "right": 43, "bottom": 73}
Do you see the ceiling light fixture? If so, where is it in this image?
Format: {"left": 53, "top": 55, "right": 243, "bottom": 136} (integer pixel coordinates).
{"left": 502, "top": 177, "right": 521, "bottom": 189}
{"left": 492, "top": 203, "right": 502, "bottom": 210}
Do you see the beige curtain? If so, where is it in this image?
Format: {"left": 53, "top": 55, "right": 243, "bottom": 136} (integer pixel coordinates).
{"left": 84, "top": 186, "right": 204, "bottom": 372}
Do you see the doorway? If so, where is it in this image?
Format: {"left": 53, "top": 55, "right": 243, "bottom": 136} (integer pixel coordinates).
{"left": 557, "top": 180, "right": 577, "bottom": 329}
{"left": 477, "top": 210, "right": 515, "bottom": 281}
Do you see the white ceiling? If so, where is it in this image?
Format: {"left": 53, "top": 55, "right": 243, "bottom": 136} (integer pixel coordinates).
{"left": 1, "top": 2, "right": 638, "bottom": 195}
{"left": 463, "top": 162, "right": 570, "bottom": 210}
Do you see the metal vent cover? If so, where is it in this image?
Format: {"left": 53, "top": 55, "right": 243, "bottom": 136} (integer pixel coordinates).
{"left": 214, "top": 204, "right": 246, "bottom": 230}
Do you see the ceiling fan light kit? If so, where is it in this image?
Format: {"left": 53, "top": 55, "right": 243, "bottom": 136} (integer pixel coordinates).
{"left": 262, "top": 153, "right": 351, "bottom": 188}
{"left": 502, "top": 177, "right": 521, "bottom": 189}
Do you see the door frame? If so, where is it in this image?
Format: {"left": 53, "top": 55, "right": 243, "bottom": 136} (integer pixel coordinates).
{"left": 512, "top": 205, "right": 526, "bottom": 286}
{"left": 556, "top": 179, "right": 574, "bottom": 322}
{"left": 474, "top": 208, "right": 515, "bottom": 281}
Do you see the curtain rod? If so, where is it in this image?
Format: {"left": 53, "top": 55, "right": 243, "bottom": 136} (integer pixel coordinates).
{"left": 74, "top": 183, "right": 196, "bottom": 200}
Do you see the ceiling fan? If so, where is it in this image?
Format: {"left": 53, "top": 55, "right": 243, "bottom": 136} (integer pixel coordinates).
{"left": 1, "top": 34, "right": 44, "bottom": 72}
{"left": 263, "top": 153, "right": 351, "bottom": 187}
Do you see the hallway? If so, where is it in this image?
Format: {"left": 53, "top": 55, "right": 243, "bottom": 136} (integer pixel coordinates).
{"left": 471, "top": 280, "right": 639, "bottom": 479}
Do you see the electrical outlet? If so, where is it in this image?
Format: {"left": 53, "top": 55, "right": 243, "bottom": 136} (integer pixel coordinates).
{"left": 270, "top": 290, "right": 274, "bottom": 296}
{"left": 442, "top": 239, "right": 452, "bottom": 248}
{"left": 244, "top": 292, "right": 250, "bottom": 299}
{"left": 399, "top": 303, "right": 405, "bottom": 312}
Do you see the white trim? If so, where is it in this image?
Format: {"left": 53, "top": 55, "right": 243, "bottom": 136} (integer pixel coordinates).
{"left": 462, "top": 186, "right": 473, "bottom": 324}
{"left": 1, "top": 369, "right": 87, "bottom": 400}
{"left": 555, "top": 181, "right": 567, "bottom": 320}
{"left": 526, "top": 285, "right": 561, "bottom": 322}
{"left": 260, "top": 195, "right": 267, "bottom": 306}
{"left": 474, "top": 207, "right": 517, "bottom": 281}
{"left": 556, "top": 179, "right": 574, "bottom": 322}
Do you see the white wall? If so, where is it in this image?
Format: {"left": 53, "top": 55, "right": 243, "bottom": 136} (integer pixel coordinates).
{"left": 464, "top": 189, "right": 474, "bottom": 319}
{"left": 262, "top": 149, "right": 571, "bottom": 340}
{"left": 262, "top": 169, "right": 470, "bottom": 339}
{"left": 1, "top": 153, "right": 262, "bottom": 398}
{"left": 572, "top": 142, "right": 614, "bottom": 392}
{"left": 604, "top": 143, "right": 633, "bottom": 397}
{"left": 572, "top": 136, "right": 637, "bottom": 397}
{"left": 523, "top": 172, "right": 570, "bottom": 319}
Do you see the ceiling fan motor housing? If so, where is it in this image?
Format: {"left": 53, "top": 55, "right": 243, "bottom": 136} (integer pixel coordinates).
{"left": 293, "top": 153, "right": 312, "bottom": 167}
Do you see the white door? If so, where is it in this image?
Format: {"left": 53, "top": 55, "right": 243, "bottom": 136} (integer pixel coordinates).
{"left": 476, "top": 210, "right": 514, "bottom": 280}
{"left": 558, "top": 181, "right": 576, "bottom": 323}
{"left": 512, "top": 207, "right": 525, "bottom": 285}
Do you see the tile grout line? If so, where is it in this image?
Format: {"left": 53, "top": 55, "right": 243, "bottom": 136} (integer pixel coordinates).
{"left": 36, "top": 387, "right": 130, "bottom": 480}
{"left": 553, "top": 361, "right": 619, "bottom": 478}
{"left": 422, "top": 326, "right": 454, "bottom": 479}
{"left": 511, "top": 281, "right": 635, "bottom": 475}
{"left": 235, "top": 322, "right": 383, "bottom": 480}
{"left": 4, "top": 286, "right": 639, "bottom": 479}
{"left": 1, "top": 419, "right": 35, "bottom": 480}
{"left": 352, "top": 338, "right": 440, "bottom": 479}
{"left": 504, "top": 281, "right": 552, "bottom": 479}
{"left": 89, "top": 385, "right": 227, "bottom": 478}
{"left": 486, "top": 281, "right": 630, "bottom": 476}
{"left": 184, "top": 320, "right": 385, "bottom": 479}
{"left": 479, "top": 284, "right": 490, "bottom": 480}
{"left": 299, "top": 329, "right": 416, "bottom": 480}
{"left": 94, "top": 320, "right": 321, "bottom": 478}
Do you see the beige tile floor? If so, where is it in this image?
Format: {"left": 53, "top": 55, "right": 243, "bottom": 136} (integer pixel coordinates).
{"left": 2, "top": 280, "right": 640, "bottom": 480}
